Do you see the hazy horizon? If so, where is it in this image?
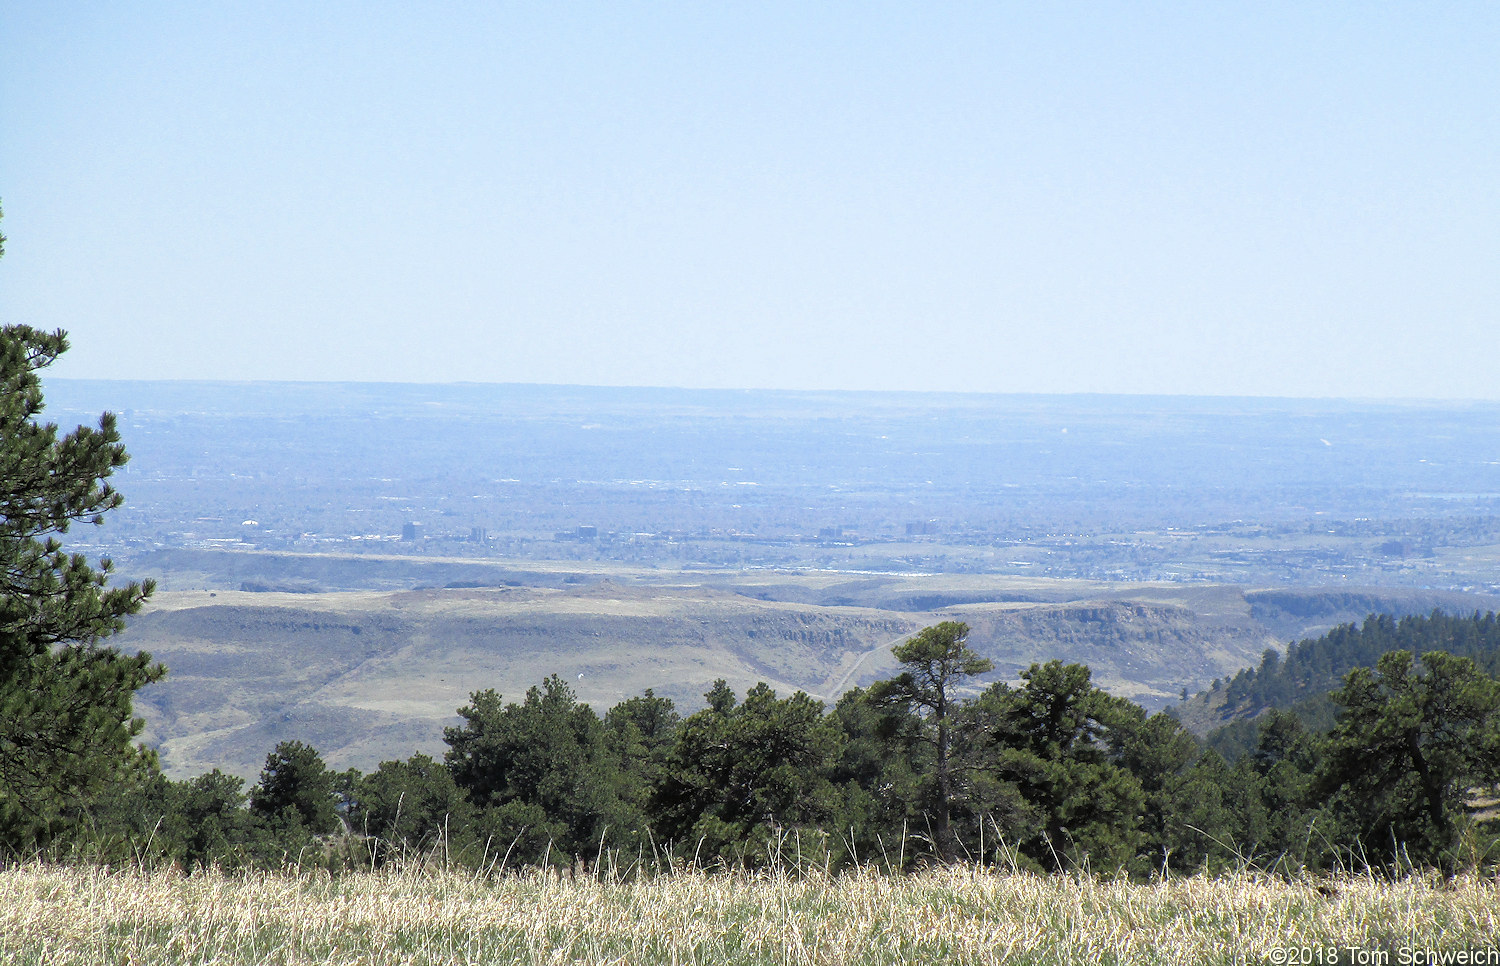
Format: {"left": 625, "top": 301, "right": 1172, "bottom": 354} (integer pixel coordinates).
{"left": 43, "top": 375, "right": 1500, "bottom": 409}
{"left": 4, "top": 4, "right": 1498, "bottom": 398}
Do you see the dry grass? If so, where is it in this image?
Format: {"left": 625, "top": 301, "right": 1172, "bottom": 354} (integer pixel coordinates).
{"left": 2, "top": 863, "right": 1498, "bottom": 965}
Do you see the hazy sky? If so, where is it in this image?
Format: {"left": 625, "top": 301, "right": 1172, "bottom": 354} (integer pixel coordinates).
{"left": 2, "top": 3, "right": 1497, "bottom": 397}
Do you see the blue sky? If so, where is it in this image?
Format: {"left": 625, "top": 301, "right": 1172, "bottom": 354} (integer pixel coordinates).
{"left": 1, "top": 3, "right": 1496, "bottom": 396}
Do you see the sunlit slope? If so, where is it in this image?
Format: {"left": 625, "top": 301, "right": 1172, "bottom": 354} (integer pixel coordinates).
{"left": 124, "top": 582, "right": 920, "bottom": 778}
{"left": 118, "top": 570, "right": 1496, "bottom": 779}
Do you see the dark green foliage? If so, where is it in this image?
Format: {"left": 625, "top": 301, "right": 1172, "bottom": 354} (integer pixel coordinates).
{"left": 1255, "top": 712, "right": 1322, "bottom": 848}
{"left": 654, "top": 681, "right": 843, "bottom": 868}
{"left": 1217, "top": 710, "right": 1327, "bottom": 871}
{"left": 66, "top": 766, "right": 258, "bottom": 870}
{"left": 868, "top": 621, "right": 992, "bottom": 859}
{"left": 175, "top": 769, "right": 257, "bottom": 869}
{"left": 705, "top": 678, "right": 736, "bottom": 714}
{"left": 470, "top": 799, "right": 567, "bottom": 869}
{"left": 14, "top": 605, "right": 1499, "bottom": 879}
{"left": 0, "top": 309, "right": 161, "bottom": 849}
{"left": 1316, "top": 650, "right": 1500, "bottom": 870}
{"left": 1212, "top": 611, "right": 1500, "bottom": 726}
{"left": 603, "top": 688, "right": 680, "bottom": 814}
{"left": 349, "top": 753, "right": 472, "bottom": 864}
{"left": 1165, "top": 750, "right": 1247, "bottom": 872}
{"left": 830, "top": 685, "right": 929, "bottom": 865}
{"left": 1204, "top": 612, "right": 1500, "bottom": 761}
{"left": 44, "top": 767, "right": 177, "bottom": 865}
{"left": 1206, "top": 695, "right": 1339, "bottom": 763}
{"left": 1253, "top": 708, "right": 1320, "bottom": 777}
{"left": 444, "top": 675, "right": 639, "bottom": 865}
{"left": 967, "top": 661, "right": 1146, "bottom": 872}
{"left": 250, "top": 740, "right": 340, "bottom": 836}
{"left": 1113, "top": 709, "right": 1214, "bottom": 873}
{"left": 106, "top": 769, "right": 258, "bottom": 871}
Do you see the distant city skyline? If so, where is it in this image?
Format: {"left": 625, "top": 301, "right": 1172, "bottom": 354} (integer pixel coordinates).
{"left": 2, "top": 3, "right": 1497, "bottom": 399}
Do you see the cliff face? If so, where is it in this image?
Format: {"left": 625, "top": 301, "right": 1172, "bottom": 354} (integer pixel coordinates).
{"left": 121, "top": 583, "right": 925, "bottom": 778}
{"left": 117, "top": 575, "right": 1500, "bottom": 778}
{"left": 945, "top": 600, "right": 1278, "bottom": 707}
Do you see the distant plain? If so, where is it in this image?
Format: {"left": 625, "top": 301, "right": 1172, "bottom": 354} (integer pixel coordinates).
{"left": 43, "top": 381, "right": 1500, "bottom": 777}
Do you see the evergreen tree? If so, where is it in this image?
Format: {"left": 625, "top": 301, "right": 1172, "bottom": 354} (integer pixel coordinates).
{"left": 1168, "top": 750, "right": 1246, "bottom": 873}
{"left": 1205, "top": 611, "right": 1500, "bottom": 738}
{"left": 176, "top": 769, "right": 256, "bottom": 869}
{"left": 1316, "top": 650, "right": 1500, "bottom": 870}
{"left": 654, "top": 682, "right": 842, "bottom": 868}
{"left": 1113, "top": 709, "right": 1208, "bottom": 874}
{"left": 444, "top": 675, "right": 637, "bottom": 865}
{"left": 250, "top": 740, "right": 339, "bottom": 836}
{"left": 830, "top": 685, "right": 930, "bottom": 866}
{"left": 868, "top": 621, "right": 992, "bottom": 860}
{"left": 971, "top": 661, "right": 1145, "bottom": 872}
{"left": 0, "top": 215, "right": 161, "bottom": 846}
{"left": 98, "top": 768, "right": 258, "bottom": 871}
{"left": 350, "top": 753, "right": 472, "bottom": 865}
{"left": 1200, "top": 709, "right": 1326, "bottom": 871}
{"left": 603, "top": 689, "right": 680, "bottom": 814}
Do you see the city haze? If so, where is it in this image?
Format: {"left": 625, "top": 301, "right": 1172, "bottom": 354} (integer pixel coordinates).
{"left": 49, "top": 378, "right": 1500, "bottom": 775}
{"left": 2, "top": 4, "right": 1497, "bottom": 397}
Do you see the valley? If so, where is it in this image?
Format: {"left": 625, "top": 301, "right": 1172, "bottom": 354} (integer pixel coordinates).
{"left": 116, "top": 550, "right": 1499, "bottom": 778}
{"left": 35, "top": 380, "right": 1499, "bottom": 779}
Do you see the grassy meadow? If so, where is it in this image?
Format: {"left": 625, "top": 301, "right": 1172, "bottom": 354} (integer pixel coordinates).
{"left": 3, "top": 863, "right": 1498, "bottom": 965}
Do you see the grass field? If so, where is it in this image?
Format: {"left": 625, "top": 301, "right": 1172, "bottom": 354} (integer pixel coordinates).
{"left": 3, "top": 863, "right": 1497, "bottom": 965}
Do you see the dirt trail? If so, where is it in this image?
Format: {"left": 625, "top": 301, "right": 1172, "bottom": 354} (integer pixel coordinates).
{"left": 814, "top": 628, "right": 914, "bottom": 700}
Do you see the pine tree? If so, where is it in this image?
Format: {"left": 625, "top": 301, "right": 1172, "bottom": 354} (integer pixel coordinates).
{"left": 653, "top": 681, "right": 842, "bottom": 868}
{"left": 350, "top": 753, "right": 472, "bottom": 863}
{"left": 603, "top": 689, "right": 680, "bottom": 813}
{"left": 0, "top": 210, "right": 162, "bottom": 844}
{"left": 971, "top": 661, "right": 1145, "bottom": 872}
{"left": 869, "top": 621, "right": 992, "bottom": 860}
{"left": 444, "top": 675, "right": 634, "bottom": 865}
{"left": 1316, "top": 650, "right": 1500, "bottom": 869}
{"left": 250, "top": 740, "right": 340, "bottom": 836}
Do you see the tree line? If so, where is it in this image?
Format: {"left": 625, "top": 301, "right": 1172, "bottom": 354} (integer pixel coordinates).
{"left": 3, "top": 304, "right": 1500, "bottom": 879}
{"left": 1205, "top": 610, "right": 1500, "bottom": 761}
{"left": 22, "top": 618, "right": 1500, "bottom": 879}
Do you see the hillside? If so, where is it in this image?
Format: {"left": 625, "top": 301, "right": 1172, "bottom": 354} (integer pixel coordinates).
{"left": 124, "top": 581, "right": 919, "bottom": 777}
{"left": 1173, "top": 609, "right": 1500, "bottom": 757}
{"left": 113, "top": 552, "right": 1500, "bottom": 779}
